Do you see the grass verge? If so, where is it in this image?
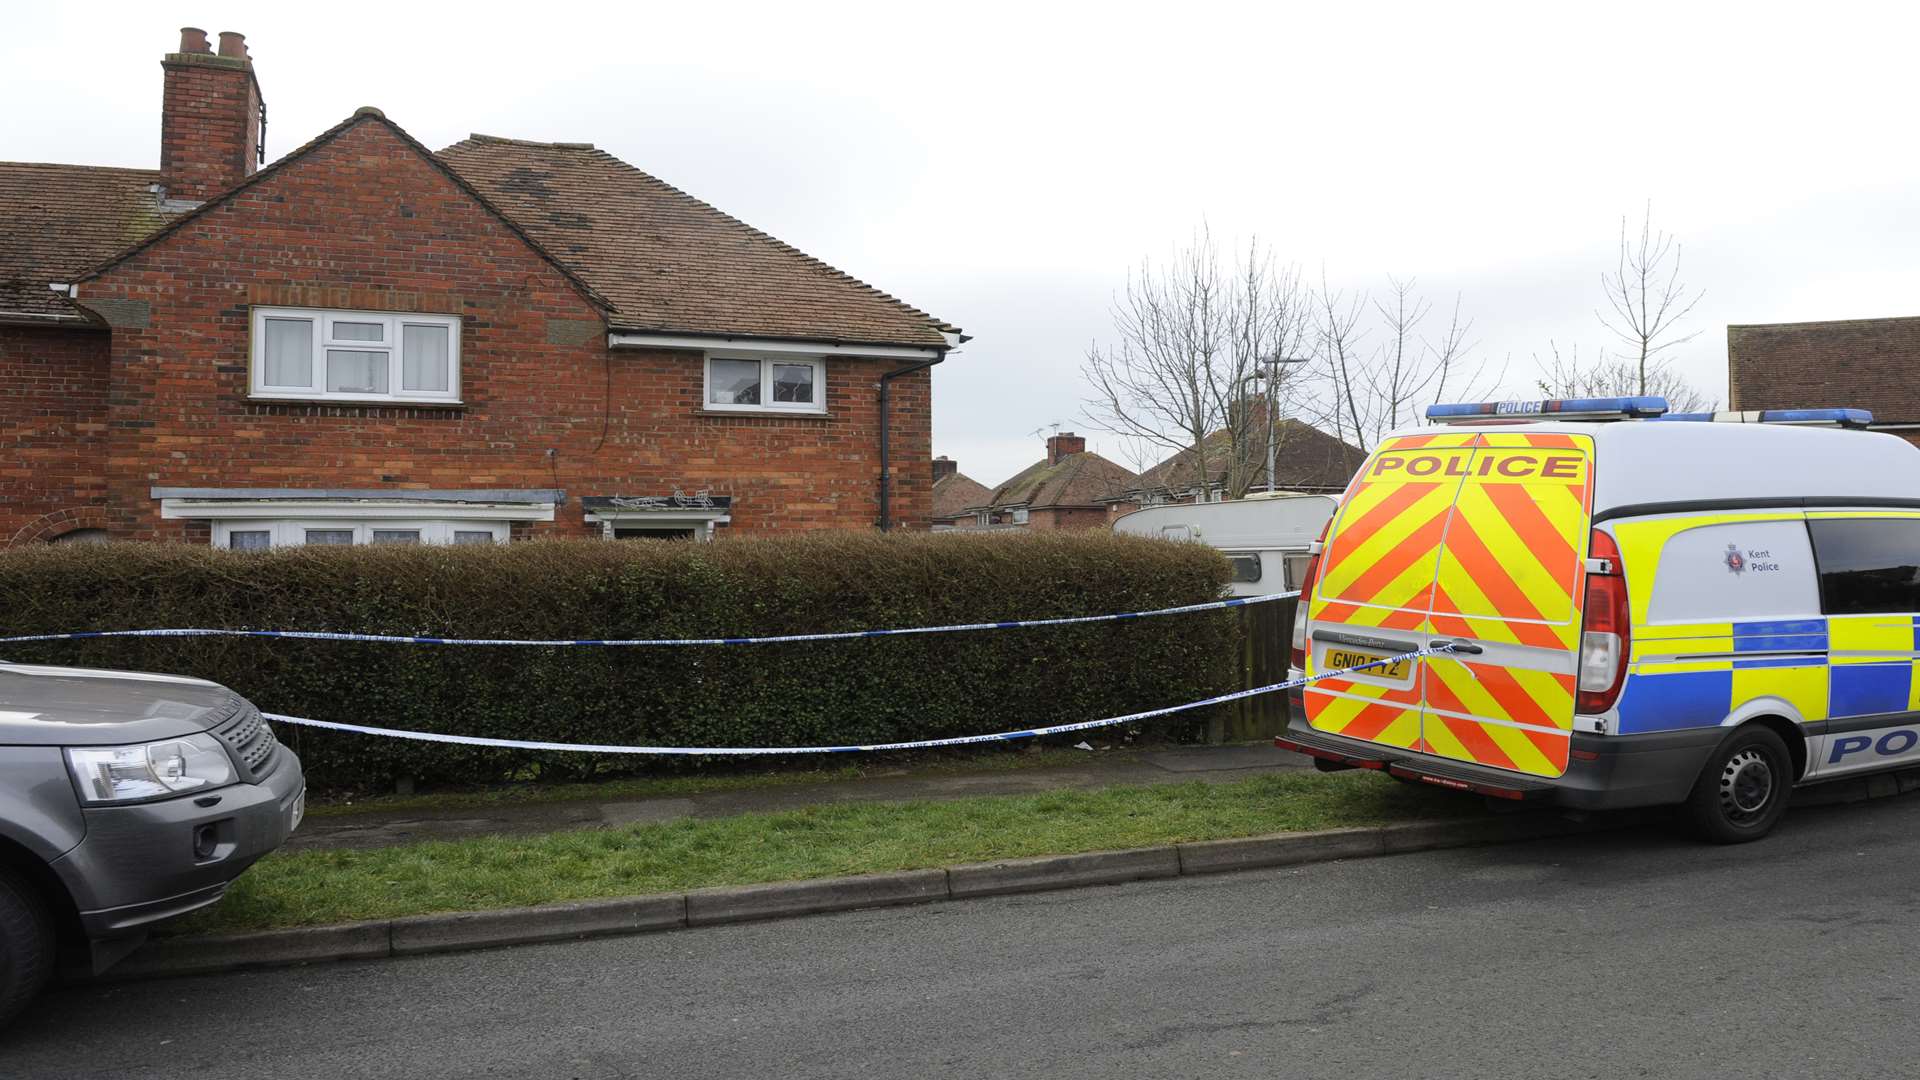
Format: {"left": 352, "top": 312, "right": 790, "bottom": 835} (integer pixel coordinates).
{"left": 307, "top": 745, "right": 1154, "bottom": 818}
{"left": 181, "top": 770, "right": 1474, "bottom": 935}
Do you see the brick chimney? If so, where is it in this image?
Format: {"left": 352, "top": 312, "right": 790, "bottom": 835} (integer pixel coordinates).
{"left": 159, "top": 27, "right": 266, "bottom": 202}
{"left": 932, "top": 456, "right": 958, "bottom": 484}
{"left": 1046, "top": 432, "right": 1086, "bottom": 465}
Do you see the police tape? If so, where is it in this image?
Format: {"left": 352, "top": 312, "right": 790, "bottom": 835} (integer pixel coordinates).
{"left": 0, "top": 591, "right": 1296, "bottom": 648}
{"left": 261, "top": 642, "right": 1456, "bottom": 755}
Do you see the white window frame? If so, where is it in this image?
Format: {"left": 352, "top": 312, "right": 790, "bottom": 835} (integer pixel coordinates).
{"left": 213, "top": 519, "right": 509, "bottom": 549}
{"left": 702, "top": 352, "right": 826, "bottom": 414}
{"left": 250, "top": 306, "right": 462, "bottom": 405}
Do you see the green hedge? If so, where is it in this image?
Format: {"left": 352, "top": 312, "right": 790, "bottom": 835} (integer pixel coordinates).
{"left": 0, "top": 533, "right": 1236, "bottom": 788}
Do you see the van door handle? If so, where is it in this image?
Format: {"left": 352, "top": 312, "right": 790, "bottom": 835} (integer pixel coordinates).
{"left": 1431, "top": 638, "right": 1483, "bottom": 655}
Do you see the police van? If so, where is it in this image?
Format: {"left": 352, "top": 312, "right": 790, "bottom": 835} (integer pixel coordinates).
{"left": 1276, "top": 396, "right": 1920, "bottom": 841}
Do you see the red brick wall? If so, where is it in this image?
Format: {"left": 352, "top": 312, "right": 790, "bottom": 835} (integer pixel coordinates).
{"left": 45, "top": 116, "right": 929, "bottom": 544}
{"left": 0, "top": 326, "right": 111, "bottom": 543}
{"left": 159, "top": 54, "right": 261, "bottom": 202}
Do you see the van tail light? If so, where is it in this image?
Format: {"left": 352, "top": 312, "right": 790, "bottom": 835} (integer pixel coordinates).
{"left": 1576, "top": 529, "right": 1630, "bottom": 714}
{"left": 1290, "top": 521, "right": 1332, "bottom": 671}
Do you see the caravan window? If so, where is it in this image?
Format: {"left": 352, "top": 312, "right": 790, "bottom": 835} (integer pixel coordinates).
{"left": 1225, "top": 553, "right": 1262, "bottom": 583}
{"left": 1283, "top": 553, "right": 1312, "bottom": 590}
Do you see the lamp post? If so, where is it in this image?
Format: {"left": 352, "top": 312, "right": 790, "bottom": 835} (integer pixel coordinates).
{"left": 1243, "top": 355, "right": 1310, "bottom": 494}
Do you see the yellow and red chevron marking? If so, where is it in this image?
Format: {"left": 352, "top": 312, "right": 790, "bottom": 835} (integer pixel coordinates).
{"left": 1306, "top": 432, "right": 1480, "bottom": 741}
{"left": 1423, "top": 660, "right": 1577, "bottom": 777}
{"left": 1423, "top": 431, "right": 1591, "bottom": 777}
{"left": 1307, "top": 430, "right": 1592, "bottom": 777}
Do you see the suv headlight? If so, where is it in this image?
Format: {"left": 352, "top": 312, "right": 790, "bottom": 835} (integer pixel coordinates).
{"left": 66, "top": 734, "right": 238, "bottom": 804}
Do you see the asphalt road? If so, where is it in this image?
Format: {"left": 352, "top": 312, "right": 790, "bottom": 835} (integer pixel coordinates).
{"left": 10, "top": 796, "right": 1920, "bottom": 1079}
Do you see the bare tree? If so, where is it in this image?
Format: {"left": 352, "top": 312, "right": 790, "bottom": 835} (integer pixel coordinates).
{"left": 1082, "top": 228, "right": 1313, "bottom": 502}
{"left": 1601, "top": 202, "right": 1704, "bottom": 395}
{"left": 1309, "top": 273, "right": 1492, "bottom": 454}
{"left": 1534, "top": 342, "right": 1713, "bottom": 413}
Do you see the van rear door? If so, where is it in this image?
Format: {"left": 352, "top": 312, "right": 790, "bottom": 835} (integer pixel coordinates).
{"left": 1304, "top": 432, "right": 1479, "bottom": 754}
{"left": 1304, "top": 430, "right": 1593, "bottom": 778}
{"left": 1422, "top": 431, "right": 1593, "bottom": 778}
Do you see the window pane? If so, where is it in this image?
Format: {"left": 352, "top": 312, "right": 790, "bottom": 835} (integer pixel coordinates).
{"left": 1811, "top": 519, "right": 1920, "bottom": 615}
{"left": 371, "top": 529, "right": 421, "bottom": 545}
{"left": 772, "top": 363, "right": 815, "bottom": 404}
{"left": 332, "top": 321, "right": 384, "bottom": 342}
{"left": 303, "top": 529, "right": 354, "bottom": 546}
{"left": 452, "top": 530, "right": 495, "bottom": 545}
{"left": 613, "top": 528, "right": 696, "bottom": 541}
{"left": 1283, "top": 553, "right": 1312, "bottom": 590}
{"left": 326, "top": 350, "right": 389, "bottom": 394}
{"left": 262, "top": 318, "right": 313, "bottom": 387}
{"left": 1226, "top": 554, "right": 1263, "bottom": 583}
{"left": 709, "top": 359, "right": 762, "bottom": 405}
{"left": 229, "top": 530, "right": 272, "bottom": 550}
{"left": 402, "top": 324, "right": 451, "bottom": 392}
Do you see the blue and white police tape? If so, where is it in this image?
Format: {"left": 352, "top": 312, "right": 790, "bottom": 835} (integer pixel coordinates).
{"left": 262, "top": 642, "right": 1455, "bottom": 756}
{"left": 0, "top": 590, "right": 1296, "bottom": 648}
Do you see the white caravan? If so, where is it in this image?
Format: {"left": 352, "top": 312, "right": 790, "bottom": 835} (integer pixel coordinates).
{"left": 1113, "top": 493, "right": 1338, "bottom": 597}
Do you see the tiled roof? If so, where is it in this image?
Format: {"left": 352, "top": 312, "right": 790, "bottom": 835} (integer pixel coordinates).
{"left": 0, "top": 162, "right": 180, "bottom": 321}
{"left": 1728, "top": 316, "right": 1920, "bottom": 423}
{"left": 437, "top": 135, "right": 959, "bottom": 348}
{"left": 1135, "top": 418, "right": 1363, "bottom": 496}
{"left": 0, "top": 119, "right": 959, "bottom": 349}
{"left": 981, "top": 451, "right": 1139, "bottom": 512}
{"left": 932, "top": 471, "right": 992, "bottom": 521}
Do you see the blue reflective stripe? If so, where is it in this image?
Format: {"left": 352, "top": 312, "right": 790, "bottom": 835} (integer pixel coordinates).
{"left": 1616, "top": 670, "right": 1733, "bottom": 734}
{"left": 1831, "top": 664, "right": 1911, "bottom": 718}
{"left": 1732, "top": 656, "right": 1823, "bottom": 670}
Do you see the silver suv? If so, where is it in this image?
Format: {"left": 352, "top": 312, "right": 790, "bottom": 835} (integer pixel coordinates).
{"left": 0, "top": 661, "right": 304, "bottom": 1022}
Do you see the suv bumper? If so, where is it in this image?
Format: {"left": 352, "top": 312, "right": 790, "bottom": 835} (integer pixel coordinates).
{"left": 1277, "top": 713, "right": 1721, "bottom": 811}
{"left": 54, "top": 748, "right": 305, "bottom": 938}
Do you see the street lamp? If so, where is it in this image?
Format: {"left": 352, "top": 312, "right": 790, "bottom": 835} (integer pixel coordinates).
{"left": 1242, "top": 355, "right": 1310, "bottom": 494}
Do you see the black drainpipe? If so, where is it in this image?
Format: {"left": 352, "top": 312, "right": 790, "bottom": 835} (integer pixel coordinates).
{"left": 877, "top": 354, "right": 946, "bottom": 531}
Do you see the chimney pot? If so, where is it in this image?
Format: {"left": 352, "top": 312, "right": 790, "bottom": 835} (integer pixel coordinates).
{"left": 217, "top": 31, "right": 247, "bottom": 59}
{"left": 178, "top": 27, "right": 212, "bottom": 54}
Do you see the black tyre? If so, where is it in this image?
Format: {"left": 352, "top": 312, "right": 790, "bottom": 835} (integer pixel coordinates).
{"left": 1684, "top": 725, "right": 1794, "bottom": 843}
{"left": 0, "top": 865, "right": 55, "bottom": 1027}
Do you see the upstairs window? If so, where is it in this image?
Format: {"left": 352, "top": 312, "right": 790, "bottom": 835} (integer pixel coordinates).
{"left": 251, "top": 307, "right": 462, "bottom": 404}
{"left": 705, "top": 354, "right": 824, "bottom": 413}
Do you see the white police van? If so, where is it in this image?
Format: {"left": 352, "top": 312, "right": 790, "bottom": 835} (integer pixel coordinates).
{"left": 1278, "top": 396, "right": 1920, "bottom": 841}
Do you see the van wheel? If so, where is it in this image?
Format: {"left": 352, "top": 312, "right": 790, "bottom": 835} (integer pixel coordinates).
{"left": 1684, "top": 726, "right": 1793, "bottom": 843}
{"left": 0, "top": 866, "right": 54, "bottom": 1026}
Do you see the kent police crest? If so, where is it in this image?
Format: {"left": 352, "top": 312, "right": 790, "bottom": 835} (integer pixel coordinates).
{"left": 1725, "top": 543, "right": 1746, "bottom": 575}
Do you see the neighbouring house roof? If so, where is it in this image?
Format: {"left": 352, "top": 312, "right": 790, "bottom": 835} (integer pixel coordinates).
{"left": 978, "top": 451, "right": 1139, "bottom": 512}
{"left": 1728, "top": 316, "right": 1920, "bottom": 423}
{"left": 0, "top": 162, "right": 180, "bottom": 322}
{"left": 932, "top": 471, "right": 992, "bottom": 521}
{"left": 3, "top": 116, "right": 960, "bottom": 349}
{"left": 437, "top": 134, "right": 959, "bottom": 348}
{"left": 1133, "top": 419, "right": 1364, "bottom": 497}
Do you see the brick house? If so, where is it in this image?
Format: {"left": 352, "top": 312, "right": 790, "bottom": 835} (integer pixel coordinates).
{"left": 960, "top": 433, "right": 1138, "bottom": 530}
{"left": 1114, "top": 417, "right": 1363, "bottom": 512}
{"left": 0, "top": 28, "right": 961, "bottom": 548}
{"left": 1727, "top": 316, "right": 1920, "bottom": 442}
{"left": 929, "top": 457, "right": 991, "bottom": 531}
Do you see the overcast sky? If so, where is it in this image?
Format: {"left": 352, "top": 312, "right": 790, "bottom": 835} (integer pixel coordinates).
{"left": 11, "top": 2, "right": 1920, "bottom": 485}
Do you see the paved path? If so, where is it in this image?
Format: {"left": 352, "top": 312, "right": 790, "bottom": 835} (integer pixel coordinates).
{"left": 287, "top": 742, "right": 1311, "bottom": 851}
{"left": 12, "top": 791, "right": 1920, "bottom": 1078}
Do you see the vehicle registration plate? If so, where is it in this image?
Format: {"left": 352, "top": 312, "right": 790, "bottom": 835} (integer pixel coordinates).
{"left": 1324, "top": 648, "right": 1410, "bottom": 680}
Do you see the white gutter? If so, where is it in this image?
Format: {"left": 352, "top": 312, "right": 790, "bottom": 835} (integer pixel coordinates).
{"left": 608, "top": 331, "right": 943, "bottom": 361}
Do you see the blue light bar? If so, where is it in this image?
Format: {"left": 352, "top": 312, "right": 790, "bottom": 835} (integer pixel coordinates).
{"left": 1649, "top": 408, "right": 1874, "bottom": 429}
{"left": 1425, "top": 396, "right": 1670, "bottom": 423}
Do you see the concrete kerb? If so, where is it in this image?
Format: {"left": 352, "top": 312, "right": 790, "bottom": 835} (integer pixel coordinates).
{"left": 109, "top": 813, "right": 1597, "bottom": 982}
